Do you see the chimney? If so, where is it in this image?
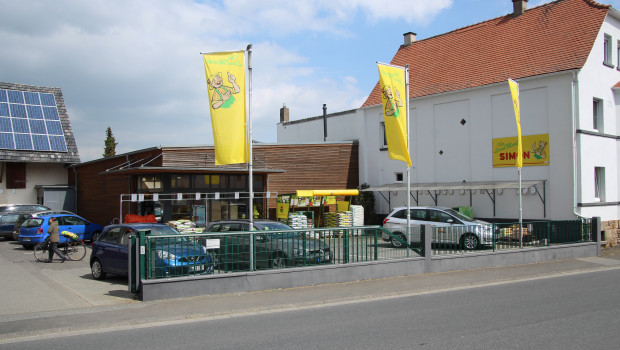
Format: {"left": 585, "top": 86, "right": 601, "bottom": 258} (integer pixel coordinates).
{"left": 280, "top": 103, "right": 289, "bottom": 123}
{"left": 512, "top": 0, "right": 528, "bottom": 16}
{"left": 403, "top": 32, "right": 417, "bottom": 46}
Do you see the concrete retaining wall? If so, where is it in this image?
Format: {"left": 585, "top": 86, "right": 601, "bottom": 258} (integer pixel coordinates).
{"left": 140, "top": 242, "right": 599, "bottom": 301}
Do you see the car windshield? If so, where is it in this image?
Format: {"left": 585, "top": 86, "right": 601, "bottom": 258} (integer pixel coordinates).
{"left": 444, "top": 208, "right": 474, "bottom": 222}
{"left": 254, "top": 222, "right": 293, "bottom": 231}
{"left": 138, "top": 226, "right": 191, "bottom": 245}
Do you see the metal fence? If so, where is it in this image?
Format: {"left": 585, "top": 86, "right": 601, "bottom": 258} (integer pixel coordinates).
{"left": 135, "top": 218, "right": 593, "bottom": 280}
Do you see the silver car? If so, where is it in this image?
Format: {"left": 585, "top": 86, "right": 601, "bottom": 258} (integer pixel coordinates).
{"left": 382, "top": 206, "right": 494, "bottom": 250}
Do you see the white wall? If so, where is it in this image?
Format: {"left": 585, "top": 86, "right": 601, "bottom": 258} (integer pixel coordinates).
{"left": 0, "top": 162, "right": 68, "bottom": 204}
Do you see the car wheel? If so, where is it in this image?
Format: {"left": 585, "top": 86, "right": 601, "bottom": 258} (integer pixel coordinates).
{"left": 461, "top": 233, "right": 479, "bottom": 250}
{"left": 91, "top": 259, "right": 107, "bottom": 280}
{"left": 271, "top": 254, "right": 287, "bottom": 269}
{"left": 390, "top": 233, "right": 406, "bottom": 248}
{"left": 91, "top": 231, "right": 101, "bottom": 243}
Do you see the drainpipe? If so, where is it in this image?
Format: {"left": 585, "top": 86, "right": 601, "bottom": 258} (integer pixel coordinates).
{"left": 571, "top": 71, "right": 586, "bottom": 219}
{"left": 323, "top": 104, "right": 327, "bottom": 142}
{"left": 72, "top": 166, "right": 78, "bottom": 213}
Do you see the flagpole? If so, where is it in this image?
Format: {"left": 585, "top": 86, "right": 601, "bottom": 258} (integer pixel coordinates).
{"left": 405, "top": 64, "right": 411, "bottom": 257}
{"left": 247, "top": 44, "right": 254, "bottom": 270}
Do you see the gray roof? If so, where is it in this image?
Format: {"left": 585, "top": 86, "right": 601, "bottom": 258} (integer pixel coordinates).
{"left": 0, "top": 82, "right": 80, "bottom": 164}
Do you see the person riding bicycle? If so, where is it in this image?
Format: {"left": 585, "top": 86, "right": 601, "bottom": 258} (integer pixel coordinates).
{"left": 46, "top": 217, "right": 68, "bottom": 263}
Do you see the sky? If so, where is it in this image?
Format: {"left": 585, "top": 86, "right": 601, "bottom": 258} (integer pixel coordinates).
{"left": 2, "top": 0, "right": 620, "bottom": 162}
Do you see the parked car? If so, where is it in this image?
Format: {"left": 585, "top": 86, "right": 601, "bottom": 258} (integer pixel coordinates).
{"left": 9, "top": 210, "right": 76, "bottom": 241}
{"left": 204, "top": 219, "right": 333, "bottom": 269}
{"left": 0, "top": 204, "right": 51, "bottom": 213}
{"left": 90, "top": 223, "right": 214, "bottom": 280}
{"left": 382, "top": 206, "right": 495, "bottom": 250}
{"left": 17, "top": 213, "right": 103, "bottom": 248}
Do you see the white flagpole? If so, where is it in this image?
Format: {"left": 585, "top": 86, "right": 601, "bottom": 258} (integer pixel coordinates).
{"left": 406, "top": 64, "right": 411, "bottom": 257}
{"left": 247, "top": 44, "right": 254, "bottom": 270}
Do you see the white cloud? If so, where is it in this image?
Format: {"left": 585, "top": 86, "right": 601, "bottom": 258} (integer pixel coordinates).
{"left": 0, "top": 0, "right": 454, "bottom": 161}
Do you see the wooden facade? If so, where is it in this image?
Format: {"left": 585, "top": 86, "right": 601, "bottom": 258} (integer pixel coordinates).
{"left": 70, "top": 142, "right": 359, "bottom": 226}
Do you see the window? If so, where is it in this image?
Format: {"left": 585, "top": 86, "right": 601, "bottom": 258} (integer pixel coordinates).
{"left": 604, "top": 34, "right": 613, "bottom": 67}
{"left": 171, "top": 175, "right": 190, "bottom": 188}
{"left": 138, "top": 176, "right": 162, "bottom": 192}
{"left": 6, "top": 162, "right": 26, "bottom": 189}
{"left": 380, "top": 122, "right": 387, "bottom": 149}
{"left": 595, "top": 167, "right": 606, "bottom": 201}
{"left": 593, "top": 98, "right": 604, "bottom": 132}
{"left": 617, "top": 40, "right": 620, "bottom": 69}
{"left": 395, "top": 172, "right": 403, "bottom": 182}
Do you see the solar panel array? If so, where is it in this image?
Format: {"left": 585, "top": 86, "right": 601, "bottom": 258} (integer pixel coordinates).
{"left": 0, "top": 89, "right": 68, "bottom": 152}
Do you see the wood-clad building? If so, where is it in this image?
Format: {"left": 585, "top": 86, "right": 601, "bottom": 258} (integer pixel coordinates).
{"left": 70, "top": 142, "right": 358, "bottom": 226}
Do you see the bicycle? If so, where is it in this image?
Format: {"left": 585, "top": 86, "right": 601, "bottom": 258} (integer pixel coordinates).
{"left": 34, "top": 237, "right": 87, "bottom": 262}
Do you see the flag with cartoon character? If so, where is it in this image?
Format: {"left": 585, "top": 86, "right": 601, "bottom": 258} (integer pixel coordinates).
{"left": 378, "top": 63, "right": 411, "bottom": 167}
{"left": 203, "top": 51, "right": 248, "bottom": 165}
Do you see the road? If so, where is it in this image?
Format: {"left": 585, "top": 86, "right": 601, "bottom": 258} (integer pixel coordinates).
{"left": 1, "top": 237, "right": 620, "bottom": 348}
{"left": 2, "top": 267, "right": 619, "bottom": 349}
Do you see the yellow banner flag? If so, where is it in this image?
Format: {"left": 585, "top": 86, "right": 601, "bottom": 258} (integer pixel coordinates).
{"left": 378, "top": 63, "right": 412, "bottom": 167}
{"left": 203, "top": 51, "right": 248, "bottom": 165}
{"left": 508, "top": 78, "right": 523, "bottom": 169}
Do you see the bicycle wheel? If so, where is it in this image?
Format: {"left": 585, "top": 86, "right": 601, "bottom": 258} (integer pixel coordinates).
{"left": 65, "top": 241, "right": 87, "bottom": 261}
{"left": 33, "top": 242, "right": 49, "bottom": 262}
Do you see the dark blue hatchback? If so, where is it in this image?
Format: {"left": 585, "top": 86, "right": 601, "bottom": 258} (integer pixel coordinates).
{"left": 90, "top": 223, "right": 214, "bottom": 280}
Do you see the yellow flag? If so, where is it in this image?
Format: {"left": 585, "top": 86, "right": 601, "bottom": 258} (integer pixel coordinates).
{"left": 203, "top": 51, "right": 248, "bottom": 165}
{"left": 378, "top": 63, "right": 411, "bottom": 166}
{"left": 508, "top": 78, "right": 523, "bottom": 169}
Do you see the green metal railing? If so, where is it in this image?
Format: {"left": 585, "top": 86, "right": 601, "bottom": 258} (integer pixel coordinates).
{"left": 135, "top": 218, "right": 593, "bottom": 280}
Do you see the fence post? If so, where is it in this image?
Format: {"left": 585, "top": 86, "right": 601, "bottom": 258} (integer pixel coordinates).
{"left": 593, "top": 216, "right": 601, "bottom": 256}
{"left": 343, "top": 229, "right": 349, "bottom": 264}
{"left": 373, "top": 227, "right": 378, "bottom": 260}
{"left": 423, "top": 225, "right": 432, "bottom": 273}
{"left": 139, "top": 231, "right": 146, "bottom": 280}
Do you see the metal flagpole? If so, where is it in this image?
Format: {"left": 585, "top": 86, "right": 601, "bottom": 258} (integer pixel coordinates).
{"left": 519, "top": 168, "right": 523, "bottom": 249}
{"left": 247, "top": 44, "right": 254, "bottom": 270}
{"left": 406, "top": 64, "right": 411, "bottom": 257}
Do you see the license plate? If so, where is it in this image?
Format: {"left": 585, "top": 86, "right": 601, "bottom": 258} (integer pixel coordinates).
{"left": 189, "top": 265, "right": 204, "bottom": 272}
{"left": 22, "top": 238, "right": 30, "bottom": 241}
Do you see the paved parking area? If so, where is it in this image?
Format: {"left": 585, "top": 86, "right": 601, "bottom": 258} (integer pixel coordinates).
{"left": 0, "top": 239, "right": 137, "bottom": 317}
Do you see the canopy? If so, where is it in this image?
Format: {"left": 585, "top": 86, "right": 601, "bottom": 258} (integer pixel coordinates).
{"left": 296, "top": 189, "right": 359, "bottom": 197}
{"left": 360, "top": 180, "right": 544, "bottom": 192}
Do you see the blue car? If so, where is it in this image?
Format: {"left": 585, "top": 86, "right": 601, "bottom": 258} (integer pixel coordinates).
{"left": 90, "top": 223, "right": 213, "bottom": 280}
{"left": 18, "top": 214, "right": 103, "bottom": 248}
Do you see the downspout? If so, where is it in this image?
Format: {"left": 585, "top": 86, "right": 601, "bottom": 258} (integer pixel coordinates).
{"left": 72, "top": 166, "right": 78, "bottom": 213}
{"left": 571, "top": 70, "right": 586, "bottom": 218}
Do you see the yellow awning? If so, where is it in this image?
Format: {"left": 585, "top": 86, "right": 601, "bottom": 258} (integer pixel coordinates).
{"left": 296, "top": 189, "right": 359, "bottom": 197}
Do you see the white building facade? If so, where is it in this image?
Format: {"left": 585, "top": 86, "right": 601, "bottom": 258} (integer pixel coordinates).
{"left": 278, "top": 0, "right": 620, "bottom": 222}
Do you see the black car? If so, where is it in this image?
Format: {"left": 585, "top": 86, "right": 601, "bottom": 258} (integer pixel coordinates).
{"left": 205, "top": 219, "right": 333, "bottom": 270}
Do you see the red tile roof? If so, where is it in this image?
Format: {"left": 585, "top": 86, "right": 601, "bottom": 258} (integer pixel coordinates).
{"left": 362, "top": 0, "right": 610, "bottom": 107}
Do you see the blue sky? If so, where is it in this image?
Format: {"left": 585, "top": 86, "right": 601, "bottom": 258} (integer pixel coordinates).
{"left": 1, "top": 0, "right": 619, "bottom": 161}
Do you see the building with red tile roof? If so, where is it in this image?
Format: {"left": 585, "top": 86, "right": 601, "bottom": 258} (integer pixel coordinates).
{"left": 278, "top": 0, "right": 620, "bottom": 223}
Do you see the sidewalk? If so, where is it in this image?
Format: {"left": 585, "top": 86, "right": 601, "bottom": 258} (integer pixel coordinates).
{"left": 1, "top": 245, "right": 620, "bottom": 343}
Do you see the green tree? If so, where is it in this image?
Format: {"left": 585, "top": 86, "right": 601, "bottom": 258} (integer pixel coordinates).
{"left": 103, "top": 126, "right": 117, "bottom": 158}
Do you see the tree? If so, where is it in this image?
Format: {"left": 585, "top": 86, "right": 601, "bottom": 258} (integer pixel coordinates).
{"left": 103, "top": 127, "right": 117, "bottom": 158}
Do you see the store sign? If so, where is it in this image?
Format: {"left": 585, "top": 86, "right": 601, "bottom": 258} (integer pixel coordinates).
{"left": 492, "top": 133, "right": 549, "bottom": 167}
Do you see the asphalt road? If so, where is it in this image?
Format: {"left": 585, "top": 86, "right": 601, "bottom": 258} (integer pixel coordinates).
{"left": 2, "top": 265, "right": 620, "bottom": 349}
{"left": 1, "top": 237, "right": 620, "bottom": 347}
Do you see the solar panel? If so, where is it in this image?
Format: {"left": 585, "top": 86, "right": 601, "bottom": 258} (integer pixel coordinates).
{"left": 0, "top": 89, "right": 68, "bottom": 152}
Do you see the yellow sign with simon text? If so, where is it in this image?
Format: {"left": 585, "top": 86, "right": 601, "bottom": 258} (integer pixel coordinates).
{"left": 493, "top": 134, "right": 549, "bottom": 167}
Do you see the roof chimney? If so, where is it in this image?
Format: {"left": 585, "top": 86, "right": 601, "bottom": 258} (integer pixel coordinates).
{"left": 280, "top": 103, "right": 289, "bottom": 123}
{"left": 403, "top": 32, "right": 417, "bottom": 46}
{"left": 512, "top": 0, "right": 528, "bottom": 16}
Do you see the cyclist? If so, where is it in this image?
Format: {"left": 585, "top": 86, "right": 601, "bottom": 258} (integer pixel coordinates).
{"left": 46, "top": 217, "right": 68, "bottom": 263}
